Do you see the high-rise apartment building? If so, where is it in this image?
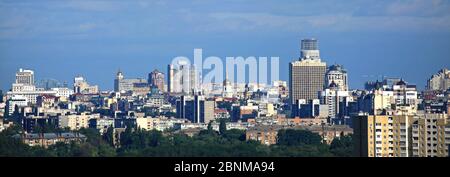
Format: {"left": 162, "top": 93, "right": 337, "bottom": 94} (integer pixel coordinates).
{"left": 412, "top": 113, "right": 449, "bottom": 157}
{"left": 353, "top": 114, "right": 414, "bottom": 157}
{"left": 289, "top": 38, "right": 327, "bottom": 105}
{"left": 319, "top": 83, "right": 350, "bottom": 119}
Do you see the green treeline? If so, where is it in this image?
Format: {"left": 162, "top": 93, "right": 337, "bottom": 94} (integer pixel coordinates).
{"left": 0, "top": 124, "right": 353, "bottom": 157}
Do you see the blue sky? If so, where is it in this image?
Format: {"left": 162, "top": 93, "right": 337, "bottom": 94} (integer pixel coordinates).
{"left": 1, "top": 0, "right": 449, "bottom": 91}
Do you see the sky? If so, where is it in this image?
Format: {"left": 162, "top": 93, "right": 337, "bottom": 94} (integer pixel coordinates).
{"left": 0, "top": 0, "right": 449, "bottom": 91}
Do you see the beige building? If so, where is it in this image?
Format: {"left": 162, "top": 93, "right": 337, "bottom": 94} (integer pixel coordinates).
{"left": 246, "top": 126, "right": 281, "bottom": 145}
{"left": 13, "top": 133, "right": 86, "bottom": 148}
{"left": 354, "top": 113, "right": 450, "bottom": 157}
{"left": 289, "top": 38, "right": 326, "bottom": 105}
{"left": 353, "top": 115, "right": 414, "bottom": 157}
{"left": 59, "top": 113, "right": 98, "bottom": 130}
{"left": 412, "top": 113, "right": 449, "bottom": 157}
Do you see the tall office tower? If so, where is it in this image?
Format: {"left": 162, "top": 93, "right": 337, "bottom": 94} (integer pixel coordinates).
{"left": 412, "top": 113, "right": 449, "bottom": 157}
{"left": 289, "top": 38, "right": 327, "bottom": 105}
{"left": 427, "top": 68, "right": 450, "bottom": 91}
{"left": 189, "top": 65, "right": 199, "bottom": 94}
{"left": 148, "top": 69, "right": 165, "bottom": 92}
{"left": 168, "top": 63, "right": 199, "bottom": 94}
{"left": 176, "top": 95, "right": 215, "bottom": 123}
{"left": 353, "top": 115, "right": 414, "bottom": 157}
{"left": 300, "top": 39, "right": 320, "bottom": 59}
{"left": 325, "top": 64, "right": 348, "bottom": 91}
{"left": 168, "top": 64, "right": 176, "bottom": 93}
{"left": 15, "top": 68, "right": 35, "bottom": 85}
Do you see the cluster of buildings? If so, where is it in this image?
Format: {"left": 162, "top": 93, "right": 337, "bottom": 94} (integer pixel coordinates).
{"left": 1, "top": 38, "right": 449, "bottom": 157}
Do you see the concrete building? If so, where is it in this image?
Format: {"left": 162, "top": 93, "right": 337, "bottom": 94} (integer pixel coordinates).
{"left": 325, "top": 64, "right": 348, "bottom": 91}
{"left": 176, "top": 95, "right": 215, "bottom": 123}
{"left": 412, "top": 113, "right": 449, "bottom": 157}
{"left": 6, "top": 95, "right": 28, "bottom": 115}
{"left": 114, "top": 70, "right": 147, "bottom": 93}
{"left": 246, "top": 126, "right": 282, "bottom": 145}
{"left": 353, "top": 114, "right": 414, "bottom": 157}
{"left": 73, "top": 76, "right": 99, "bottom": 94}
{"left": 319, "top": 83, "right": 350, "bottom": 119}
{"left": 7, "top": 68, "right": 58, "bottom": 105}
{"left": 148, "top": 69, "right": 165, "bottom": 92}
{"left": 427, "top": 68, "right": 450, "bottom": 91}
{"left": 51, "top": 87, "right": 74, "bottom": 98}
{"left": 13, "top": 132, "right": 86, "bottom": 148}
{"left": 289, "top": 38, "right": 327, "bottom": 106}
{"left": 167, "top": 64, "right": 176, "bottom": 93}
{"left": 89, "top": 118, "right": 115, "bottom": 135}
{"left": 292, "top": 99, "right": 329, "bottom": 118}
{"left": 59, "top": 113, "right": 98, "bottom": 130}
{"left": 15, "top": 68, "right": 34, "bottom": 85}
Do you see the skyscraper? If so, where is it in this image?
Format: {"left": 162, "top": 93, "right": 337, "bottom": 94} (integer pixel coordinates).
{"left": 168, "top": 64, "right": 176, "bottom": 93}
{"left": 167, "top": 63, "right": 199, "bottom": 94}
{"left": 148, "top": 69, "right": 165, "bottom": 92}
{"left": 289, "top": 38, "right": 327, "bottom": 106}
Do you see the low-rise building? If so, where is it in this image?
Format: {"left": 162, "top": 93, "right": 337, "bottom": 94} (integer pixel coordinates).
{"left": 13, "top": 132, "right": 86, "bottom": 148}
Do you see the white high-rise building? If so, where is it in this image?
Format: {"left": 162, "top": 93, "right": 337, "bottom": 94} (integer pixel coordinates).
{"left": 168, "top": 62, "right": 200, "bottom": 94}
{"left": 319, "top": 83, "right": 350, "bottom": 119}
{"left": 325, "top": 64, "right": 348, "bottom": 91}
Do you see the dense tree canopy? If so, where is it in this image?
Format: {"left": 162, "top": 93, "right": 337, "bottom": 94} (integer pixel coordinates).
{"left": 0, "top": 125, "right": 354, "bottom": 157}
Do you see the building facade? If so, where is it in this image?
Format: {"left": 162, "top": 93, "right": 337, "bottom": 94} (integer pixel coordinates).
{"left": 353, "top": 115, "right": 414, "bottom": 157}
{"left": 289, "top": 38, "right": 326, "bottom": 106}
{"left": 325, "top": 64, "right": 348, "bottom": 91}
{"left": 148, "top": 69, "right": 165, "bottom": 92}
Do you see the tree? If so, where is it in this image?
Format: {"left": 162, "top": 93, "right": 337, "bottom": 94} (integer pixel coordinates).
{"left": 219, "top": 119, "right": 227, "bottom": 135}
{"left": 330, "top": 134, "right": 354, "bottom": 157}
{"left": 222, "top": 129, "right": 246, "bottom": 141}
{"left": 103, "top": 127, "right": 115, "bottom": 147}
{"left": 277, "top": 129, "right": 323, "bottom": 146}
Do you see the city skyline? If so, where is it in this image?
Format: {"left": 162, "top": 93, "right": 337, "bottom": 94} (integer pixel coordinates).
{"left": 1, "top": 0, "right": 450, "bottom": 91}
{"left": 2, "top": 1, "right": 450, "bottom": 161}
